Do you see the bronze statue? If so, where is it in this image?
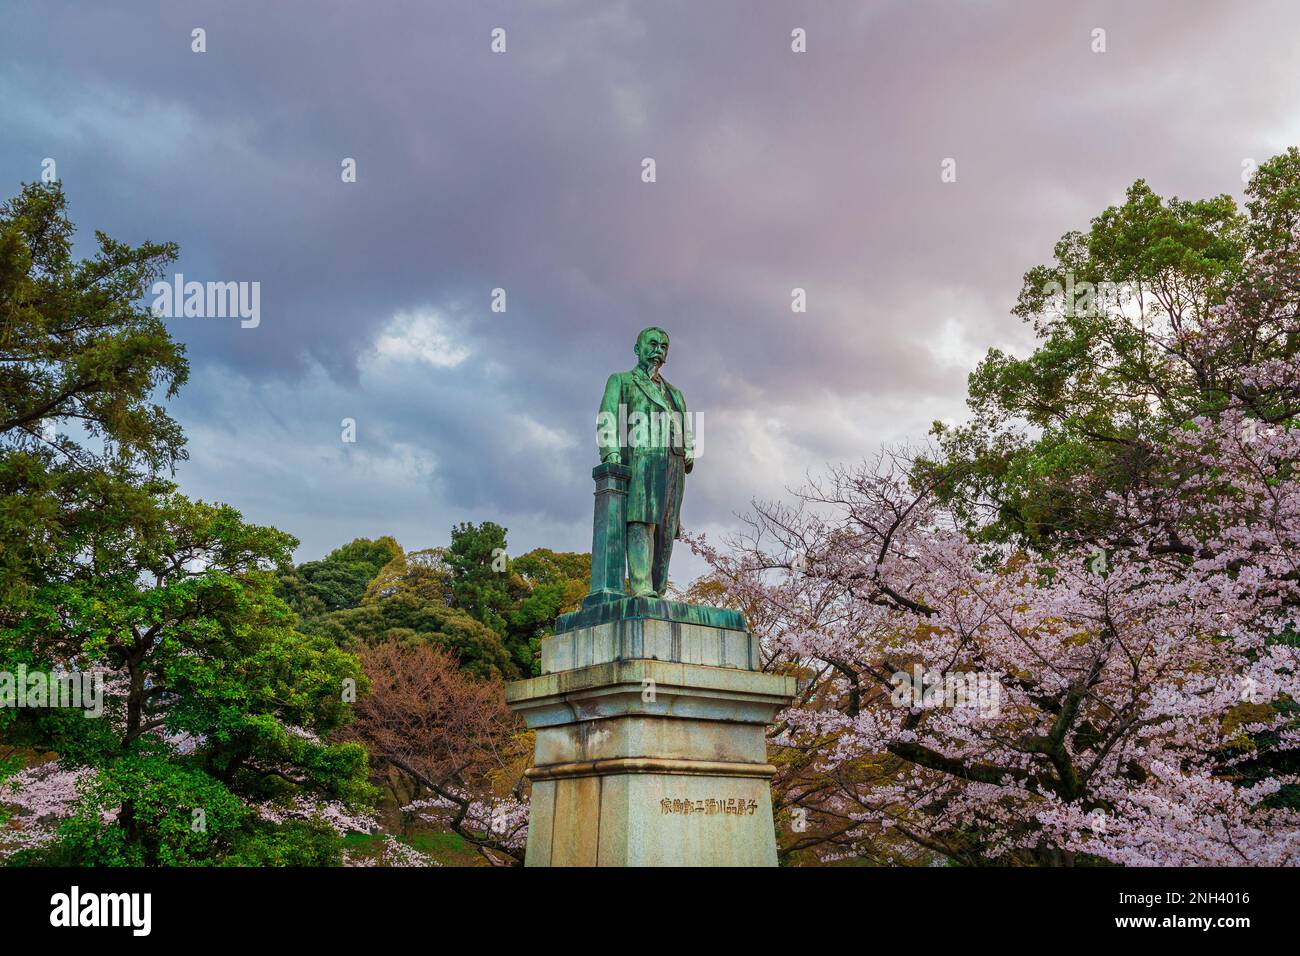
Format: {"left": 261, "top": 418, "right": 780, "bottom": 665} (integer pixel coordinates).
{"left": 596, "top": 327, "right": 694, "bottom": 597}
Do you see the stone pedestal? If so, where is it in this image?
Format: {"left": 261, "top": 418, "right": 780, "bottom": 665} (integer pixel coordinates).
{"left": 506, "top": 602, "right": 796, "bottom": 867}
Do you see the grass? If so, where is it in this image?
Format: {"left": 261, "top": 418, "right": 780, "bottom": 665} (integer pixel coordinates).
{"left": 342, "top": 828, "right": 491, "bottom": 867}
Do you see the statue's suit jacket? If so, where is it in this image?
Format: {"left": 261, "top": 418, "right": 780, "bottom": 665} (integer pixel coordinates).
{"left": 598, "top": 366, "right": 694, "bottom": 530}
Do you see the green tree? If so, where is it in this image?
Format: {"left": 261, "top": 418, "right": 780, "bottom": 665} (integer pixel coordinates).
{"left": 504, "top": 548, "right": 587, "bottom": 676}
{"left": 924, "top": 147, "right": 1300, "bottom": 550}
{"left": 279, "top": 536, "right": 402, "bottom": 618}
{"left": 0, "top": 183, "right": 372, "bottom": 865}
{"left": 361, "top": 547, "right": 453, "bottom": 606}
{"left": 308, "top": 592, "right": 516, "bottom": 680}
{"left": 2, "top": 495, "right": 373, "bottom": 861}
{"left": 445, "top": 522, "right": 513, "bottom": 634}
{"left": 312, "top": 541, "right": 588, "bottom": 678}
{"left": 0, "top": 181, "right": 187, "bottom": 601}
{"left": 56, "top": 752, "right": 249, "bottom": 866}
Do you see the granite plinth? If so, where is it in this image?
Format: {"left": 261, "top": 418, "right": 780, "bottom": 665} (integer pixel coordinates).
{"left": 507, "top": 636, "right": 796, "bottom": 866}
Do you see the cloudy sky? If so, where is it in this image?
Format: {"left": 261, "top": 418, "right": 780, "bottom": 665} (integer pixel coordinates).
{"left": 3, "top": 0, "right": 1298, "bottom": 581}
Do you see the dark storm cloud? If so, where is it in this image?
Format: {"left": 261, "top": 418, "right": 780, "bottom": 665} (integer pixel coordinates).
{"left": 2, "top": 0, "right": 1298, "bottom": 568}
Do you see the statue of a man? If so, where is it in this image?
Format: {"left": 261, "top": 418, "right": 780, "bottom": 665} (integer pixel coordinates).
{"left": 597, "top": 327, "right": 694, "bottom": 598}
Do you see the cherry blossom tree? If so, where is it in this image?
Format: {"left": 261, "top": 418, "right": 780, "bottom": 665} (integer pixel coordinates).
{"left": 689, "top": 249, "right": 1300, "bottom": 866}
{"left": 0, "top": 762, "right": 95, "bottom": 860}
{"left": 341, "top": 640, "right": 530, "bottom": 865}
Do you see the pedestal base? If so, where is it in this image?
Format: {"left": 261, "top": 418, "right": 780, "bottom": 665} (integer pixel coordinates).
{"left": 506, "top": 630, "right": 796, "bottom": 867}
{"left": 525, "top": 759, "right": 780, "bottom": 867}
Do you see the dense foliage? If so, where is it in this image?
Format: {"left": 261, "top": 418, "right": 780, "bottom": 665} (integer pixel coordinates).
{"left": 0, "top": 184, "right": 576, "bottom": 866}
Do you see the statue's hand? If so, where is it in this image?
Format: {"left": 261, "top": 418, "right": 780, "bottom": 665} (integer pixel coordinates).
{"left": 684, "top": 452, "right": 694, "bottom": 474}
{"left": 600, "top": 449, "right": 621, "bottom": 464}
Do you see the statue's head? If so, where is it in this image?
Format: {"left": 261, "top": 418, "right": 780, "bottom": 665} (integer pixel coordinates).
{"left": 634, "top": 326, "right": 669, "bottom": 374}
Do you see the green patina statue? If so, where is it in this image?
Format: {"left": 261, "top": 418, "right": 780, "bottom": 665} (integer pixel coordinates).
{"left": 559, "top": 328, "right": 743, "bottom": 632}
{"left": 597, "top": 327, "right": 694, "bottom": 598}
